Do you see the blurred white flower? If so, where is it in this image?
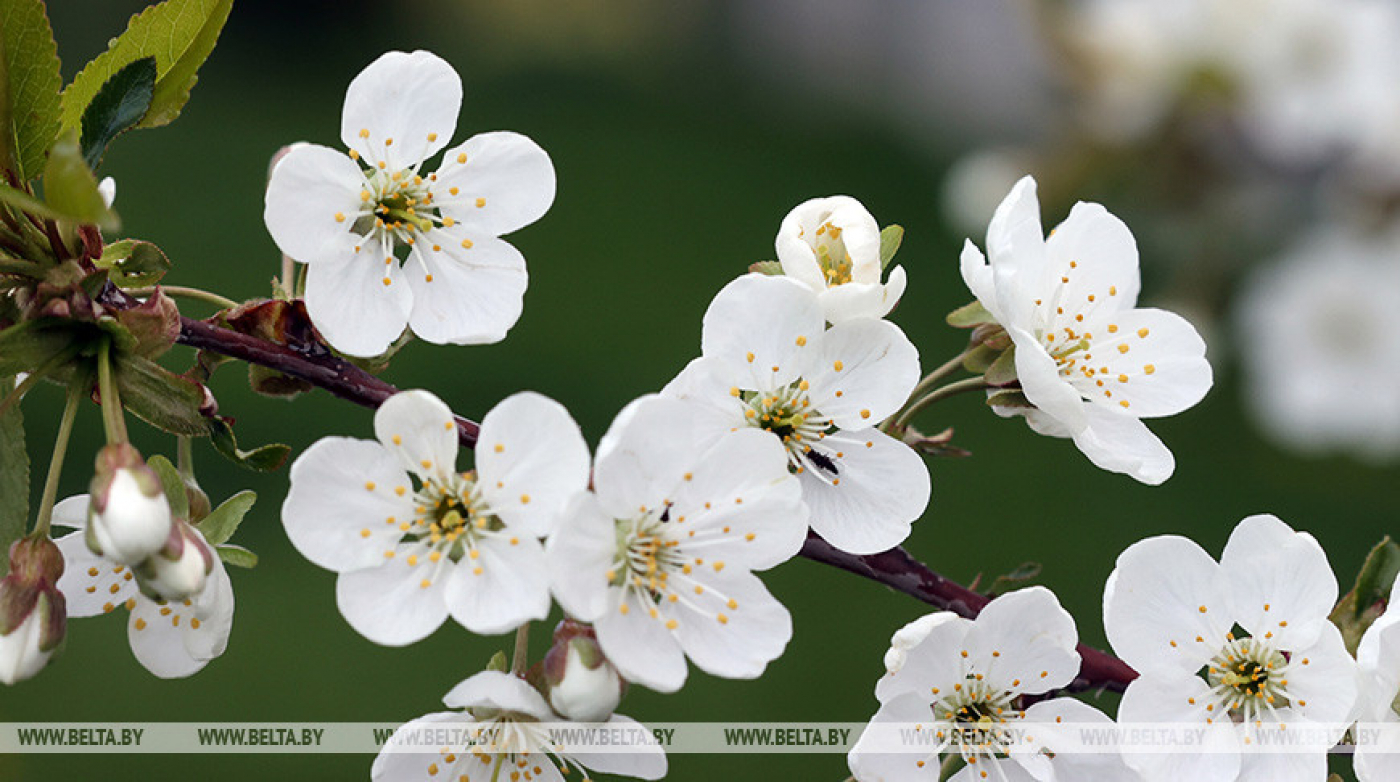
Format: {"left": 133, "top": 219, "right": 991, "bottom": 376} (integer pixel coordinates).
{"left": 546, "top": 394, "right": 808, "bottom": 693}
{"left": 1105, "top": 514, "right": 1358, "bottom": 782}
{"left": 1236, "top": 223, "right": 1400, "bottom": 460}
{"left": 961, "top": 176, "right": 1212, "bottom": 484}
{"left": 264, "top": 50, "right": 555, "bottom": 357}
{"left": 940, "top": 147, "right": 1035, "bottom": 238}
{"left": 53, "top": 496, "right": 234, "bottom": 679}
{"left": 282, "top": 390, "right": 589, "bottom": 644}
{"left": 664, "top": 274, "right": 928, "bottom": 554}
{"left": 775, "top": 196, "right": 906, "bottom": 323}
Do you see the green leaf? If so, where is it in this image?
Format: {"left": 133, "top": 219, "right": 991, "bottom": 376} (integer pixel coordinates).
{"left": 59, "top": 0, "right": 232, "bottom": 136}
{"left": 984, "top": 344, "right": 1018, "bottom": 387}
{"left": 485, "top": 650, "right": 509, "bottom": 673}
{"left": 0, "top": 180, "right": 63, "bottom": 221}
{"left": 79, "top": 57, "right": 156, "bottom": 170}
{"left": 985, "top": 389, "right": 1033, "bottom": 409}
{"left": 96, "top": 239, "right": 170, "bottom": 288}
{"left": 961, "top": 343, "right": 1000, "bottom": 374}
{"left": 878, "top": 225, "right": 903, "bottom": 270}
{"left": 0, "top": 319, "right": 77, "bottom": 377}
{"left": 215, "top": 543, "right": 256, "bottom": 569}
{"left": 0, "top": 0, "right": 62, "bottom": 180}
{"left": 0, "top": 376, "right": 28, "bottom": 576}
{"left": 195, "top": 489, "right": 254, "bottom": 546}
{"left": 145, "top": 454, "right": 188, "bottom": 520}
{"left": 748, "top": 260, "right": 783, "bottom": 276}
{"left": 42, "top": 131, "right": 118, "bottom": 232}
{"left": 1331, "top": 536, "right": 1400, "bottom": 654}
{"left": 112, "top": 354, "right": 210, "bottom": 436}
{"left": 208, "top": 417, "right": 290, "bottom": 472}
{"left": 946, "top": 300, "right": 995, "bottom": 328}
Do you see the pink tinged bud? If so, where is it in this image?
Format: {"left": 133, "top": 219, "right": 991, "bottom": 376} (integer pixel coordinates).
{"left": 0, "top": 538, "right": 68, "bottom": 685}
{"left": 134, "top": 523, "right": 212, "bottom": 603}
{"left": 542, "top": 621, "right": 624, "bottom": 723}
{"left": 87, "top": 445, "right": 173, "bottom": 566}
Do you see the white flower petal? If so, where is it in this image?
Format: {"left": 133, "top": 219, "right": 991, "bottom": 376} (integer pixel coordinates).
{"left": 1282, "top": 622, "right": 1360, "bottom": 727}
{"left": 1219, "top": 514, "right": 1338, "bottom": 650}
{"left": 374, "top": 390, "right": 461, "bottom": 482}
{"left": 54, "top": 528, "right": 136, "bottom": 618}
{"left": 801, "top": 429, "right": 929, "bottom": 555}
{"left": 570, "top": 715, "right": 668, "bottom": 779}
{"left": 181, "top": 555, "right": 235, "bottom": 663}
{"left": 959, "top": 239, "right": 1004, "bottom": 323}
{"left": 659, "top": 357, "right": 745, "bottom": 449}
{"left": 341, "top": 50, "right": 461, "bottom": 170}
{"left": 1236, "top": 746, "right": 1328, "bottom": 782}
{"left": 985, "top": 176, "right": 1047, "bottom": 308}
{"left": 371, "top": 712, "right": 464, "bottom": 781}
{"left": 263, "top": 144, "right": 364, "bottom": 263}
{"left": 1071, "top": 405, "right": 1176, "bottom": 485}
{"left": 1041, "top": 201, "right": 1141, "bottom": 315}
{"left": 282, "top": 437, "right": 415, "bottom": 572}
{"left": 433, "top": 132, "right": 556, "bottom": 236}
{"left": 1104, "top": 535, "right": 1232, "bottom": 676}
{"left": 1011, "top": 330, "right": 1089, "bottom": 433}
{"left": 407, "top": 232, "right": 527, "bottom": 346}
{"left": 593, "top": 395, "right": 701, "bottom": 519}
{"left": 475, "top": 391, "right": 590, "bottom": 538}
{"left": 805, "top": 318, "right": 921, "bottom": 428}
{"left": 544, "top": 492, "right": 616, "bottom": 622}
{"left": 1022, "top": 699, "right": 1137, "bottom": 781}
{"left": 443, "top": 670, "right": 555, "bottom": 717}
{"left": 948, "top": 761, "right": 1037, "bottom": 782}
{"left": 673, "top": 569, "right": 791, "bottom": 681}
{"left": 875, "top": 612, "right": 971, "bottom": 703}
{"left": 304, "top": 237, "right": 412, "bottom": 357}
{"left": 818, "top": 281, "right": 896, "bottom": 324}
{"left": 848, "top": 693, "right": 942, "bottom": 782}
{"left": 1118, "top": 672, "right": 1243, "bottom": 782}
{"left": 966, "top": 587, "right": 1079, "bottom": 695}
{"left": 594, "top": 591, "right": 688, "bottom": 693}
{"left": 50, "top": 495, "right": 90, "bottom": 530}
{"left": 335, "top": 559, "right": 449, "bottom": 646}
{"left": 700, "top": 275, "right": 823, "bottom": 392}
{"left": 1075, "top": 308, "right": 1212, "bottom": 419}
{"left": 444, "top": 535, "right": 550, "bottom": 635}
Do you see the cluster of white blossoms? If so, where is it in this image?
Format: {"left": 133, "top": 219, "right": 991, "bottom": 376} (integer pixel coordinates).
{"left": 850, "top": 514, "right": 1388, "bottom": 782}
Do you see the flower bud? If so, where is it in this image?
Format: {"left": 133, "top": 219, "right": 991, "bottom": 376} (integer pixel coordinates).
{"left": 541, "top": 620, "right": 624, "bottom": 723}
{"left": 134, "top": 521, "right": 213, "bottom": 603}
{"left": 0, "top": 537, "right": 67, "bottom": 685}
{"left": 86, "top": 444, "right": 173, "bottom": 566}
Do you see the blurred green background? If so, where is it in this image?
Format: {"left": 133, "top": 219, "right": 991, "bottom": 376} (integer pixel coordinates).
{"left": 3, "top": 1, "right": 1394, "bottom": 780}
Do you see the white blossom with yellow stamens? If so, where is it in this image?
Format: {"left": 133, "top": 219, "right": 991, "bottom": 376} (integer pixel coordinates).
{"left": 51, "top": 496, "right": 234, "bottom": 679}
{"left": 372, "top": 671, "right": 666, "bottom": 782}
{"left": 264, "top": 50, "right": 555, "bottom": 357}
{"left": 776, "top": 196, "right": 907, "bottom": 323}
{"left": 282, "top": 389, "right": 589, "bottom": 645}
{"left": 1106, "top": 514, "right": 1359, "bottom": 782}
{"left": 960, "top": 175, "right": 1212, "bottom": 485}
{"left": 663, "top": 273, "right": 927, "bottom": 555}
{"left": 545, "top": 394, "right": 808, "bottom": 693}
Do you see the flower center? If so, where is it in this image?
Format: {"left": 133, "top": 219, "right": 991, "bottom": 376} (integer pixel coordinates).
{"left": 736, "top": 381, "right": 839, "bottom": 482}
{"left": 397, "top": 472, "right": 503, "bottom": 563}
{"left": 808, "top": 220, "right": 854, "bottom": 286}
{"left": 1204, "top": 634, "right": 1294, "bottom": 722}
{"left": 606, "top": 507, "right": 740, "bottom": 629}
{"left": 931, "top": 675, "right": 1022, "bottom": 763}
{"left": 359, "top": 168, "right": 437, "bottom": 246}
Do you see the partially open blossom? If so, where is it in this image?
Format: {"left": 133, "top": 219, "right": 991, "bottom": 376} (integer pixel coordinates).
{"left": 776, "top": 196, "right": 906, "bottom": 323}
{"left": 134, "top": 521, "right": 214, "bottom": 603}
{"left": 86, "top": 444, "right": 173, "bottom": 566}
{"left": 0, "top": 537, "right": 66, "bottom": 685}
{"left": 264, "top": 50, "right": 555, "bottom": 357}
{"left": 539, "top": 620, "right": 624, "bottom": 723}
{"left": 961, "top": 176, "right": 1212, "bottom": 485}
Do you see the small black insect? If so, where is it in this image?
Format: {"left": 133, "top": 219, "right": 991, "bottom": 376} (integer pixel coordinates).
{"left": 806, "top": 450, "right": 839, "bottom": 477}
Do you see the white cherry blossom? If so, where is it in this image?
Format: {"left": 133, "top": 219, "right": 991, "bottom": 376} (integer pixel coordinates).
{"left": 52, "top": 496, "right": 234, "bottom": 679}
{"left": 776, "top": 196, "right": 906, "bottom": 323}
{"left": 372, "top": 670, "right": 665, "bottom": 782}
{"left": 545, "top": 394, "right": 808, "bottom": 693}
{"left": 664, "top": 274, "right": 927, "bottom": 554}
{"left": 1355, "top": 573, "right": 1400, "bottom": 782}
{"left": 282, "top": 390, "right": 588, "bottom": 645}
{"left": 1105, "top": 514, "right": 1359, "bottom": 782}
{"left": 264, "top": 50, "right": 555, "bottom": 357}
{"left": 961, "top": 176, "right": 1212, "bottom": 485}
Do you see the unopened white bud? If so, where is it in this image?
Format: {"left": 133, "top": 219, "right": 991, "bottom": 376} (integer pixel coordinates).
{"left": 87, "top": 445, "right": 173, "bottom": 566}
{"left": 135, "top": 523, "right": 213, "bottom": 603}
{"left": 550, "top": 641, "right": 623, "bottom": 723}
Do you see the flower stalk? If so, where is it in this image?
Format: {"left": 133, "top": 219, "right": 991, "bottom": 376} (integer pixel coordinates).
{"left": 33, "top": 384, "right": 82, "bottom": 537}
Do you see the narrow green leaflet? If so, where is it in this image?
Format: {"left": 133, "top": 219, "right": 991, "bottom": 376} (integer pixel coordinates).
{"left": 983, "top": 344, "right": 1018, "bottom": 387}
{"left": 1331, "top": 536, "right": 1400, "bottom": 654}
{"left": 59, "top": 0, "right": 232, "bottom": 136}
{"left": 145, "top": 454, "right": 188, "bottom": 520}
{"left": 208, "top": 417, "right": 290, "bottom": 472}
{"left": 215, "top": 543, "right": 256, "bottom": 569}
{"left": 42, "top": 132, "right": 118, "bottom": 232}
{"left": 0, "top": 376, "right": 28, "bottom": 576}
{"left": 80, "top": 57, "right": 156, "bottom": 170}
{"left": 0, "top": 0, "right": 62, "bottom": 180}
{"left": 946, "top": 300, "right": 995, "bottom": 328}
{"left": 879, "top": 224, "right": 903, "bottom": 270}
{"left": 195, "top": 490, "right": 254, "bottom": 546}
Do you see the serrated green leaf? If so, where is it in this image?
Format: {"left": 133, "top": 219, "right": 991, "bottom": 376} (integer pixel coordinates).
{"left": 946, "top": 300, "right": 995, "bottom": 328}
{"left": 984, "top": 344, "right": 1018, "bottom": 387}
{"left": 208, "top": 417, "right": 290, "bottom": 472}
{"left": 0, "top": 319, "right": 77, "bottom": 376}
{"left": 195, "top": 489, "right": 254, "bottom": 546}
{"left": 59, "top": 0, "right": 232, "bottom": 137}
{"left": 42, "top": 131, "right": 118, "bottom": 232}
{"left": 0, "top": 375, "right": 28, "bottom": 577}
{"left": 879, "top": 224, "right": 903, "bottom": 270}
{"left": 215, "top": 543, "right": 256, "bottom": 569}
{"left": 748, "top": 260, "right": 783, "bottom": 276}
{"left": 96, "top": 239, "right": 170, "bottom": 288}
{"left": 112, "top": 354, "right": 209, "bottom": 436}
{"left": 80, "top": 57, "right": 155, "bottom": 170}
{"left": 0, "top": 0, "right": 62, "bottom": 180}
{"left": 145, "top": 454, "right": 188, "bottom": 520}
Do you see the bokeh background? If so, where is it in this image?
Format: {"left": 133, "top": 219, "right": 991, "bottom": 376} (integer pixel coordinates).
{"left": 5, "top": 1, "right": 1397, "bottom": 780}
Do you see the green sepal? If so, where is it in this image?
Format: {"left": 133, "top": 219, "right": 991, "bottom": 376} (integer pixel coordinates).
{"left": 195, "top": 490, "right": 254, "bottom": 546}
{"left": 486, "top": 650, "right": 509, "bottom": 674}
{"left": 0, "top": 375, "right": 27, "bottom": 577}
{"left": 208, "top": 416, "right": 290, "bottom": 472}
{"left": 215, "top": 543, "right": 256, "bottom": 569}
{"left": 145, "top": 454, "right": 188, "bottom": 520}
{"left": 985, "top": 389, "right": 1033, "bottom": 410}
{"left": 79, "top": 57, "right": 156, "bottom": 170}
{"left": 112, "top": 354, "right": 211, "bottom": 436}
{"left": 946, "top": 300, "right": 996, "bottom": 328}
{"left": 42, "top": 131, "right": 118, "bottom": 232}
{"left": 0, "top": 0, "right": 62, "bottom": 180}
{"left": 983, "top": 344, "right": 1018, "bottom": 388}
{"left": 961, "top": 343, "right": 1001, "bottom": 374}
{"left": 879, "top": 225, "right": 903, "bottom": 270}
{"left": 748, "top": 260, "right": 783, "bottom": 276}
{"left": 96, "top": 239, "right": 171, "bottom": 288}
{"left": 1330, "top": 536, "right": 1400, "bottom": 655}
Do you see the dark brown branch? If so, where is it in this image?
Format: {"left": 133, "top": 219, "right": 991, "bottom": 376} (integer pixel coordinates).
{"left": 800, "top": 531, "right": 1138, "bottom": 693}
